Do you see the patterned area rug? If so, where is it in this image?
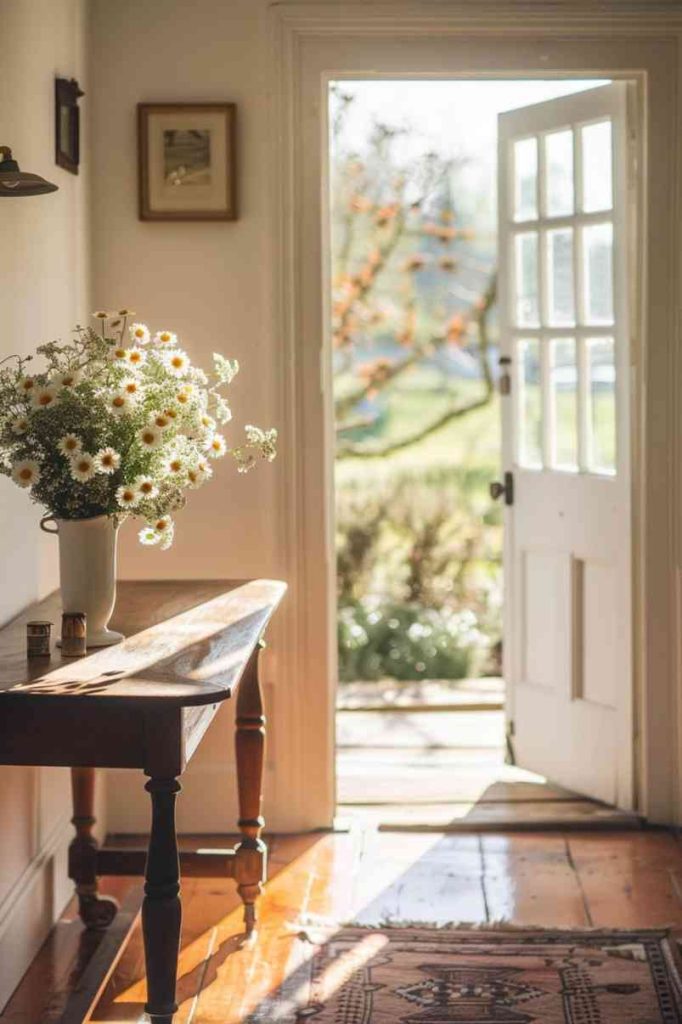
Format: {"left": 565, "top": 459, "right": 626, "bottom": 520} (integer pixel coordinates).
{"left": 295, "top": 927, "right": 682, "bottom": 1023}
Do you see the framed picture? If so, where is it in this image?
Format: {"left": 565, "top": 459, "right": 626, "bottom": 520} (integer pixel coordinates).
{"left": 137, "top": 103, "right": 237, "bottom": 221}
{"left": 55, "top": 78, "right": 84, "bottom": 175}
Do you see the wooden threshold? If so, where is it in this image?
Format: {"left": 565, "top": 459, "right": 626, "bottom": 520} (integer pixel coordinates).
{"left": 344, "top": 801, "right": 641, "bottom": 832}
{"left": 339, "top": 701, "right": 504, "bottom": 713}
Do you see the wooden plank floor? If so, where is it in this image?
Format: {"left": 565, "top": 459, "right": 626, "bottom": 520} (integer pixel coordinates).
{"left": 3, "top": 827, "right": 682, "bottom": 1023}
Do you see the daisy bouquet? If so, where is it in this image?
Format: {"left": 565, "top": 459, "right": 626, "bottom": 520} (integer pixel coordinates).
{"left": 0, "top": 311, "right": 277, "bottom": 550}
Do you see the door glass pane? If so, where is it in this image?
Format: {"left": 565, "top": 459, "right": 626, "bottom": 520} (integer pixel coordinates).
{"left": 544, "top": 129, "right": 574, "bottom": 217}
{"left": 514, "top": 232, "right": 539, "bottom": 327}
{"left": 518, "top": 338, "right": 543, "bottom": 468}
{"left": 587, "top": 337, "right": 616, "bottom": 475}
{"left": 514, "top": 137, "right": 538, "bottom": 221}
{"left": 582, "top": 222, "right": 614, "bottom": 324}
{"left": 549, "top": 338, "right": 578, "bottom": 470}
{"left": 582, "top": 120, "right": 612, "bottom": 212}
{"left": 547, "top": 228, "right": 575, "bottom": 326}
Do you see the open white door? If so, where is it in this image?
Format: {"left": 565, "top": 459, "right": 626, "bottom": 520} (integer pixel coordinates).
{"left": 497, "top": 83, "right": 633, "bottom": 808}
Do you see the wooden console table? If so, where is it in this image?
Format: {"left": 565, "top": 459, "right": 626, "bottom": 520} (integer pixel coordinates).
{"left": 0, "top": 579, "right": 286, "bottom": 1024}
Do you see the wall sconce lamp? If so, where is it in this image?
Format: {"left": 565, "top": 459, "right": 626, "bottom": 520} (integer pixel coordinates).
{"left": 0, "top": 146, "right": 58, "bottom": 197}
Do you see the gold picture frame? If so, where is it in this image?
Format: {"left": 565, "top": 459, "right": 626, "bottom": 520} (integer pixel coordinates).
{"left": 137, "top": 103, "right": 237, "bottom": 222}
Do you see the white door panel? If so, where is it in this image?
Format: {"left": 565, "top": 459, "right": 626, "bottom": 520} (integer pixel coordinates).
{"left": 521, "top": 549, "right": 569, "bottom": 692}
{"left": 498, "top": 83, "right": 632, "bottom": 808}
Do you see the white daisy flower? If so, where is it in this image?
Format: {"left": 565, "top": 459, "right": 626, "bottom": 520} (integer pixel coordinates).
{"left": 134, "top": 475, "right": 159, "bottom": 500}
{"left": 163, "top": 349, "right": 191, "bottom": 377}
{"left": 196, "top": 458, "right": 213, "bottom": 480}
{"left": 120, "top": 378, "right": 142, "bottom": 397}
{"left": 164, "top": 452, "right": 185, "bottom": 475}
{"left": 94, "top": 447, "right": 121, "bottom": 474}
{"left": 138, "top": 424, "right": 163, "bottom": 449}
{"left": 127, "top": 348, "right": 147, "bottom": 368}
{"left": 186, "top": 466, "right": 206, "bottom": 489}
{"left": 17, "top": 376, "right": 35, "bottom": 395}
{"left": 109, "top": 345, "right": 129, "bottom": 363}
{"left": 205, "top": 433, "right": 227, "bottom": 458}
{"left": 199, "top": 414, "right": 216, "bottom": 433}
{"left": 154, "top": 330, "right": 177, "bottom": 347}
{"left": 116, "top": 483, "right": 140, "bottom": 508}
{"left": 129, "top": 323, "right": 150, "bottom": 345}
{"left": 57, "top": 433, "right": 82, "bottom": 457}
{"left": 174, "top": 389, "right": 192, "bottom": 407}
{"left": 108, "top": 390, "right": 134, "bottom": 417}
{"left": 139, "top": 526, "right": 161, "bottom": 546}
{"left": 149, "top": 411, "right": 173, "bottom": 432}
{"left": 162, "top": 406, "right": 179, "bottom": 421}
{"left": 92, "top": 310, "right": 110, "bottom": 320}
{"left": 30, "top": 385, "right": 59, "bottom": 411}
{"left": 11, "top": 415, "right": 29, "bottom": 435}
{"left": 117, "top": 308, "right": 136, "bottom": 317}
{"left": 53, "top": 369, "right": 82, "bottom": 389}
{"left": 11, "top": 459, "right": 40, "bottom": 488}
{"left": 69, "top": 452, "right": 96, "bottom": 483}
{"left": 152, "top": 515, "right": 174, "bottom": 537}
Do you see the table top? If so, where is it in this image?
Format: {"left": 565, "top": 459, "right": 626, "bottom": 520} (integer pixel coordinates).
{"left": 0, "top": 580, "right": 286, "bottom": 708}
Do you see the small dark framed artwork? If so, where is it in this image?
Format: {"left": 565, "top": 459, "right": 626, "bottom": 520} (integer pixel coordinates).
{"left": 55, "top": 78, "right": 84, "bottom": 175}
{"left": 137, "top": 103, "right": 237, "bottom": 221}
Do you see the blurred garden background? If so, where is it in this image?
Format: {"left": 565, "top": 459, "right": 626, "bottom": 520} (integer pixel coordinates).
{"left": 331, "top": 79, "right": 607, "bottom": 691}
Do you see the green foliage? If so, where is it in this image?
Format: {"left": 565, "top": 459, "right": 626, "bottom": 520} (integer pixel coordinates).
{"left": 335, "top": 457, "right": 502, "bottom": 681}
{"left": 337, "top": 600, "right": 487, "bottom": 682}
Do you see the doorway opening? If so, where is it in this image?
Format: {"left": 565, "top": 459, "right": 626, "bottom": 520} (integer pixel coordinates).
{"left": 330, "top": 78, "right": 638, "bottom": 830}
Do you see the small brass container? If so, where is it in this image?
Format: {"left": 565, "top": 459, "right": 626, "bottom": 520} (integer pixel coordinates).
{"left": 61, "top": 612, "right": 87, "bottom": 657}
{"left": 26, "top": 620, "right": 52, "bottom": 658}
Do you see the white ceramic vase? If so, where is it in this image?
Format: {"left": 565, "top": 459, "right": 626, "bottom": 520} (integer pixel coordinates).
{"left": 41, "top": 514, "right": 124, "bottom": 647}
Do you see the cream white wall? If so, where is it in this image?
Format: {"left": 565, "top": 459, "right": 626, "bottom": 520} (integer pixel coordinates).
{"left": 89, "top": 0, "right": 293, "bottom": 834}
{"left": 0, "top": 0, "right": 97, "bottom": 1008}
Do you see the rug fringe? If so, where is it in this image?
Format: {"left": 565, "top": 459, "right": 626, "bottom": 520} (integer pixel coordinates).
{"left": 340, "top": 920, "right": 677, "bottom": 936}
{"left": 286, "top": 912, "right": 679, "bottom": 945}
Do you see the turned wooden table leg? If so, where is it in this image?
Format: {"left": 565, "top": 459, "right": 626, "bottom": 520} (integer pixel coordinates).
{"left": 68, "top": 767, "right": 118, "bottom": 930}
{"left": 143, "top": 776, "right": 182, "bottom": 1024}
{"left": 234, "top": 641, "right": 267, "bottom": 935}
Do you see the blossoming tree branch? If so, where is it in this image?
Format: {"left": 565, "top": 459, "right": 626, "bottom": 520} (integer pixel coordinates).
{"left": 0, "top": 312, "right": 277, "bottom": 550}
{"left": 331, "top": 89, "right": 497, "bottom": 459}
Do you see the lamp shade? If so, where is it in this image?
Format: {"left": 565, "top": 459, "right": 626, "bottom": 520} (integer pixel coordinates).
{"left": 0, "top": 146, "right": 58, "bottom": 197}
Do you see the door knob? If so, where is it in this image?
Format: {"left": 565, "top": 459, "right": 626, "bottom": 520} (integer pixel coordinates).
{"left": 489, "top": 471, "right": 514, "bottom": 506}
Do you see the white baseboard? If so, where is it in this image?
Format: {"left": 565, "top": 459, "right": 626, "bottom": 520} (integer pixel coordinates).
{"left": 0, "top": 816, "right": 73, "bottom": 1012}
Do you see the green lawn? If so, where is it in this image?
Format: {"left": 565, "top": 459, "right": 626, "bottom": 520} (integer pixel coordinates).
{"left": 336, "top": 373, "right": 501, "bottom": 486}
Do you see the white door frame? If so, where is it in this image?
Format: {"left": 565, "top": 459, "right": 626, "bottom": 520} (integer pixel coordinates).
{"left": 267, "top": 1, "right": 682, "bottom": 829}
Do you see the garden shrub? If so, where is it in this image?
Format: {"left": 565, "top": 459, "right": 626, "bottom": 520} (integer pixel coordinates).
{"left": 335, "top": 461, "right": 502, "bottom": 681}
{"left": 337, "top": 600, "right": 488, "bottom": 682}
